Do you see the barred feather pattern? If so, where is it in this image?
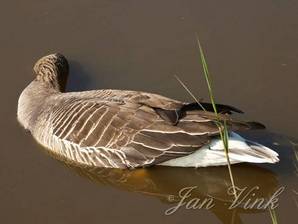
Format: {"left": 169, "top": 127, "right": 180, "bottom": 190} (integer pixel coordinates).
{"left": 33, "top": 90, "right": 221, "bottom": 168}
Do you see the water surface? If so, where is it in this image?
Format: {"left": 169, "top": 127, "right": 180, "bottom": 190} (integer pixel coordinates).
{"left": 0, "top": 1, "right": 298, "bottom": 223}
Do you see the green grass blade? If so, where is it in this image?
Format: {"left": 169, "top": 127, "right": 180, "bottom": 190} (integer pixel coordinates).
{"left": 269, "top": 208, "right": 278, "bottom": 224}
{"left": 174, "top": 75, "right": 206, "bottom": 111}
{"left": 196, "top": 36, "right": 237, "bottom": 198}
{"left": 196, "top": 37, "right": 218, "bottom": 115}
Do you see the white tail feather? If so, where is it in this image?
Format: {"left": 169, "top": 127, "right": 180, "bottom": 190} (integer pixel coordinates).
{"left": 159, "top": 132, "right": 279, "bottom": 167}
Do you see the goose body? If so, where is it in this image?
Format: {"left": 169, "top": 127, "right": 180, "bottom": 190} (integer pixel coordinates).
{"left": 17, "top": 54, "right": 279, "bottom": 168}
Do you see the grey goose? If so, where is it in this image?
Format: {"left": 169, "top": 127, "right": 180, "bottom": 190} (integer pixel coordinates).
{"left": 17, "top": 53, "right": 279, "bottom": 168}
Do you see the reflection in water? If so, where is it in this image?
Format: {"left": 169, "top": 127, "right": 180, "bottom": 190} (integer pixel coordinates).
{"left": 48, "top": 148, "right": 279, "bottom": 224}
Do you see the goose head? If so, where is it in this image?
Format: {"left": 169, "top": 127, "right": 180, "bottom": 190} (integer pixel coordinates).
{"left": 33, "top": 53, "right": 69, "bottom": 92}
{"left": 18, "top": 53, "right": 69, "bottom": 130}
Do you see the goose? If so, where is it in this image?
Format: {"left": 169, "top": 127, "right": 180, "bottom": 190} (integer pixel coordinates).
{"left": 17, "top": 53, "right": 279, "bottom": 169}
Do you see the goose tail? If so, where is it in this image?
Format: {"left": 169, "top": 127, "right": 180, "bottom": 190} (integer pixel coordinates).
{"left": 159, "top": 132, "right": 279, "bottom": 167}
{"left": 224, "top": 137, "right": 279, "bottom": 165}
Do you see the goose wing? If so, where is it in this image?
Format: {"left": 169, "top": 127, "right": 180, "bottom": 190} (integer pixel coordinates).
{"left": 48, "top": 91, "right": 255, "bottom": 168}
{"left": 50, "top": 91, "right": 218, "bottom": 168}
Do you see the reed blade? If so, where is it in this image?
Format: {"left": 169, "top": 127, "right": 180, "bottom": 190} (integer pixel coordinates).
{"left": 196, "top": 36, "right": 237, "bottom": 198}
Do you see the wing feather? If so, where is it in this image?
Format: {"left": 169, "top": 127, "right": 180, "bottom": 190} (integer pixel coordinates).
{"left": 45, "top": 90, "right": 256, "bottom": 168}
{"left": 46, "top": 93, "right": 218, "bottom": 168}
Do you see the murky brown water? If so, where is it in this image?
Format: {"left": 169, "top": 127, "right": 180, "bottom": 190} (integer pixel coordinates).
{"left": 0, "top": 1, "right": 298, "bottom": 223}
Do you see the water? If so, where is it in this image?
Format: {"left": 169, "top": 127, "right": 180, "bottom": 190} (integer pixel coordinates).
{"left": 0, "top": 1, "right": 297, "bottom": 223}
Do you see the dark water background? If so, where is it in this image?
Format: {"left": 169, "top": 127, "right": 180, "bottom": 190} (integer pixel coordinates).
{"left": 0, "top": 1, "right": 297, "bottom": 223}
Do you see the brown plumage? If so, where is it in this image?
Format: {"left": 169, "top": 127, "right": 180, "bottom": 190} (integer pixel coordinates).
{"left": 17, "top": 53, "right": 269, "bottom": 169}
